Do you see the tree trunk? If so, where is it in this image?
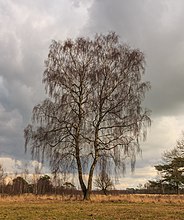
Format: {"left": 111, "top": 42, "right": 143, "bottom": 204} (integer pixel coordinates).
{"left": 83, "top": 188, "right": 91, "bottom": 200}
{"left": 76, "top": 158, "right": 87, "bottom": 198}
{"left": 176, "top": 183, "right": 179, "bottom": 194}
{"left": 75, "top": 140, "right": 88, "bottom": 199}
{"left": 84, "top": 157, "right": 98, "bottom": 200}
{"left": 82, "top": 125, "right": 100, "bottom": 200}
{"left": 161, "top": 182, "right": 165, "bottom": 194}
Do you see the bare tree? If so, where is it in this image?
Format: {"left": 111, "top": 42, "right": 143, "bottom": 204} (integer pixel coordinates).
{"left": 94, "top": 154, "right": 114, "bottom": 195}
{"left": 24, "top": 32, "right": 151, "bottom": 200}
{"left": 94, "top": 172, "right": 114, "bottom": 195}
{"left": 0, "top": 164, "right": 6, "bottom": 194}
{"left": 0, "top": 164, "right": 5, "bottom": 182}
{"left": 22, "top": 162, "right": 29, "bottom": 181}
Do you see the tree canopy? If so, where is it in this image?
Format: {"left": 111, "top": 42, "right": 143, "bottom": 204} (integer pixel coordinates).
{"left": 24, "top": 32, "right": 151, "bottom": 200}
{"left": 154, "top": 134, "right": 184, "bottom": 194}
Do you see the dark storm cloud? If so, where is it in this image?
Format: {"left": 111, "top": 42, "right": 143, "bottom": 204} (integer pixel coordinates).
{"left": 81, "top": 0, "right": 184, "bottom": 180}
{"left": 0, "top": 0, "right": 89, "bottom": 162}
{"left": 0, "top": 0, "right": 184, "bottom": 185}
{"left": 84, "top": 0, "right": 184, "bottom": 116}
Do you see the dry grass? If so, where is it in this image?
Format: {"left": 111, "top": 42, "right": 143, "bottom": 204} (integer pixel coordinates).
{"left": 1, "top": 193, "right": 184, "bottom": 204}
{"left": 0, "top": 194, "right": 183, "bottom": 219}
{"left": 91, "top": 194, "right": 184, "bottom": 204}
{"left": 0, "top": 194, "right": 82, "bottom": 203}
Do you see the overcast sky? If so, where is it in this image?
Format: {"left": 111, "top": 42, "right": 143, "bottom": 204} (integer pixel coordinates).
{"left": 0, "top": 0, "right": 184, "bottom": 188}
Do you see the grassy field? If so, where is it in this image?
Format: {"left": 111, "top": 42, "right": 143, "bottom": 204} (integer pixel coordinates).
{"left": 0, "top": 194, "right": 184, "bottom": 219}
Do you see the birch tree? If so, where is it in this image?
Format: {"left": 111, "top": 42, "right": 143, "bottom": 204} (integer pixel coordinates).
{"left": 24, "top": 32, "right": 151, "bottom": 200}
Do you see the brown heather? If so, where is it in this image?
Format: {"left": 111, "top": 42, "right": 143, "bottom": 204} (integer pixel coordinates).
{"left": 0, "top": 194, "right": 184, "bottom": 219}
{"left": 0, "top": 194, "right": 184, "bottom": 204}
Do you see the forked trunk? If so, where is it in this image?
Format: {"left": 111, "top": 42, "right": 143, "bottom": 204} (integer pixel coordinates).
{"left": 76, "top": 153, "right": 88, "bottom": 199}
{"left": 83, "top": 158, "right": 98, "bottom": 200}
{"left": 83, "top": 188, "right": 91, "bottom": 200}
{"left": 102, "top": 188, "right": 108, "bottom": 195}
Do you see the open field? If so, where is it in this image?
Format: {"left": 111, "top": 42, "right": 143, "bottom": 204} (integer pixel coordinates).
{"left": 0, "top": 194, "right": 184, "bottom": 219}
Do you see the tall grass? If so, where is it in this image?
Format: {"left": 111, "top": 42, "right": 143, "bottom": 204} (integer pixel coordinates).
{"left": 0, "top": 193, "right": 184, "bottom": 204}
{"left": 91, "top": 194, "right": 184, "bottom": 204}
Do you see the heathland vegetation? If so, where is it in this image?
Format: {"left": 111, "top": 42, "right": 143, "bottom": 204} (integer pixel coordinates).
{"left": 0, "top": 194, "right": 184, "bottom": 219}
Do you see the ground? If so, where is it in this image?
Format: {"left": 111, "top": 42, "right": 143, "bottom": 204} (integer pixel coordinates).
{"left": 0, "top": 194, "right": 183, "bottom": 219}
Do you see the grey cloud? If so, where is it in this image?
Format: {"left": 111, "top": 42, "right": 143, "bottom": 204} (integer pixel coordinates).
{"left": 0, "top": 104, "right": 24, "bottom": 158}
{"left": 0, "top": 0, "right": 184, "bottom": 186}
{"left": 84, "top": 0, "right": 184, "bottom": 117}
{"left": 0, "top": 0, "right": 88, "bottom": 161}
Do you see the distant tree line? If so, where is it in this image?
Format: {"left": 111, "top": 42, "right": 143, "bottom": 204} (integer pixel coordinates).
{"left": 1, "top": 134, "right": 184, "bottom": 196}
{"left": 0, "top": 170, "right": 77, "bottom": 196}
{"left": 0, "top": 171, "right": 184, "bottom": 196}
